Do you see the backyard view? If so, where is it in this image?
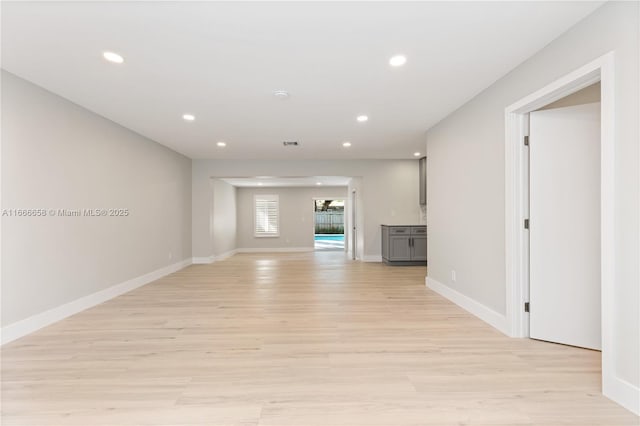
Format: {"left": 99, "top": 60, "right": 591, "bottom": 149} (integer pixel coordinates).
{"left": 314, "top": 199, "right": 344, "bottom": 251}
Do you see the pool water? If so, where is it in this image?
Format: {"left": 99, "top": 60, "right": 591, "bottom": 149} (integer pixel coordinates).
{"left": 314, "top": 234, "right": 345, "bottom": 241}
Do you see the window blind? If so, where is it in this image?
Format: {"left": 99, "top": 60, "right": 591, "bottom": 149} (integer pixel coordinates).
{"left": 254, "top": 195, "right": 279, "bottom": 237}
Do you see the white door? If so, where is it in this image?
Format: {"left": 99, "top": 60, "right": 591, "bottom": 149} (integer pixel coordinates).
{"left": 529, "top": 102, "right": 601, "bottom": 350}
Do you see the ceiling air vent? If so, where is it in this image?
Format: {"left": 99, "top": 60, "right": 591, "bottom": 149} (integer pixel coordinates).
{"left": 283, "top": 141, "right": 299, "bottom": 146}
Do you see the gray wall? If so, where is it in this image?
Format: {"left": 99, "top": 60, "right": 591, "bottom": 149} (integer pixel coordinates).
{"left": 425, "top": 2, "right": 638, "bottom": 388}
{"left": 192, "top": 159, "right": 422, "bottom": 260}
{"left": 212, "top": 179, "right": 237, "bottom": 257}
{"left": 1, "top": 71, "right": 193, "bottom": 327}
{"left": 236, "top": 186, "right": 347, "bottom": 250}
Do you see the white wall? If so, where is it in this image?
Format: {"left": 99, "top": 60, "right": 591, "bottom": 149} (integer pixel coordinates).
{"left": 236, "top": 186, "right": 347, "bottom": 250}
{"left": 425, "top": 0, "right": 638, "bottom": 399}
{"left": 212, "top": 179, "right": 237, "bottom": 257}
{"left": 193, "top": 159, "right": 422, "bottom": 261}
{"left": 1, "top": 71, "right": 192, "bottom": 329}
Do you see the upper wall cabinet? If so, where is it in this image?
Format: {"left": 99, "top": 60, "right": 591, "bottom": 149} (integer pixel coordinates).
{"left": 419, "top": 156, "right": 426, "bottom": 205}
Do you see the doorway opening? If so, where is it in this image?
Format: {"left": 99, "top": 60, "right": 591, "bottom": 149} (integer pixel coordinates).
{"left": 351, "top": 190, "right": 357, "bottom": 260}
{"left": 314, "top": 199, "right": 345, "bottom": 251}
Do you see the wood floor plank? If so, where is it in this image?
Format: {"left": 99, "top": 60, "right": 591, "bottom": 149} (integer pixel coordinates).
{"left": 1, "top": 252, "right": 637, "bottom": 425}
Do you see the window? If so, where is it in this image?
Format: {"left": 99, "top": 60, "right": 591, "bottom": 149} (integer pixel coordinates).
{"left": 254, "top": 194, "right": 279, "bottom": 237}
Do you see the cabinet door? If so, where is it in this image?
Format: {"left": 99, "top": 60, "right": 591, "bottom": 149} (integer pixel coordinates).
{"left": 389, "top": 236, "right": 411, "bottom": 261}
{"left": 410, "top": 235, "right": 427, "bottom": 261}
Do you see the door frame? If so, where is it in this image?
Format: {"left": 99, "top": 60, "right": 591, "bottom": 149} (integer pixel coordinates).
{"left": 504, "top": 52, "right": 615, "bottom": 391}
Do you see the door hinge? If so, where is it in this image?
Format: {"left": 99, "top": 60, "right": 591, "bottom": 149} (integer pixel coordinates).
{"left": 524, "top": 218, "right": 530, "bottom": 229}
{"left": 524, "top": 302, "right": 530, "bottom": 313}
{"left": 524, "top": 135, "right": 529, "bottom": 146}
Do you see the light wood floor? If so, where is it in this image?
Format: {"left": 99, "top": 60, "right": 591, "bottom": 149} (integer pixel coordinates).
{"left": 2, "top": 252, "right": 637, "bottom": 425}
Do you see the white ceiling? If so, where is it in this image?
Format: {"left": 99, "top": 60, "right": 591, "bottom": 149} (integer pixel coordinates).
{"left": 220, "top": 176, "right": 351, "bottom": 188}
{"left": 1, "top": 1, "right": 602, "bottom": 160}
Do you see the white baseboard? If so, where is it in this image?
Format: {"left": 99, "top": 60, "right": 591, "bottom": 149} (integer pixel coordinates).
{"left": 192, "top": 255, "right": 215, "bottom": 264}
{"left": 1, "top": 258, "right": 192, "bottom": 345}
{"left": 236, "top": 247, "right": 313, "bottom": 253}
{"left": 426, "top": 276, "right": 509, "bottom": 334}
{"left": 215, "top": 249, "right": 238, "bottom": 261}
{"left": 362, "top": 255, "right": 382, "bottom": 262}
{"left": 604, "top": 375, "right": 640, "bottom": 415}
{"left": 194, "top": 248, "right": 313, "bottom": 261}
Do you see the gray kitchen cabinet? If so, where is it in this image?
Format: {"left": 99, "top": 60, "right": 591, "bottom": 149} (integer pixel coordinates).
{"left": 381, "top": 225, "right": 427, "bottom": 266}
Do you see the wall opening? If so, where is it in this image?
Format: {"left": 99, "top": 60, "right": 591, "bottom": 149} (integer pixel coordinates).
{"left": 313, "top": 199, "right": 345, "bottom": 251}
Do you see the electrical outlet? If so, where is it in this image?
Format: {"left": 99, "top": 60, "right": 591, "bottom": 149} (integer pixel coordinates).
{"left": 451, "top": 270, "right": 456, "bottom": 283}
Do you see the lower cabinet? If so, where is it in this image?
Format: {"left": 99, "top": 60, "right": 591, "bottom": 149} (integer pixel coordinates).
{"left": 381, "top": 225, "right": 427, "bottom": 266}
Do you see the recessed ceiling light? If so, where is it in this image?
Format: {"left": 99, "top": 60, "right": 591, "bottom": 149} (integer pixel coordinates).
{"left": 316, "top": 182, "right": 323, "bottom": 186}
{"left": 103, "top": 51, "right": 124, "bottom": 64}
{"left": 357, "top": 115, "right": 368, "bottom": 122}
{"left": 217, "top": 141, "right": 226, "bottom": 147}
{"left": 342, "top": 141, "right": 352, "bottom": 148}
{"left": 182, "top": 114, "right": 195, "bottom": 121}
{"left": 414, "top": 152, "right": 421, "bottom": 157}
{"left": 257, "top": 182, "right": 263, "bottom": 186}
{"left": 389, "top": 55, "right": 407, "bottom": 67}
{"left": 273, "top": 90, "right": 290, "bottom": 99}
